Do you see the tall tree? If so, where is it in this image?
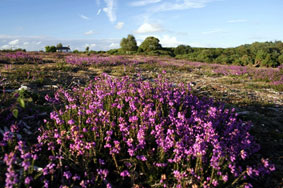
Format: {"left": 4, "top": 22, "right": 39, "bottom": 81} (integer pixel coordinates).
{"left": 139, "top": 36, "right": 162, "bottom": 52}
{"left": 120, "top": 34, "right": 138, "bottom": 52}
{"left": 85, "top": 46, "right": 90, "bottom": 53}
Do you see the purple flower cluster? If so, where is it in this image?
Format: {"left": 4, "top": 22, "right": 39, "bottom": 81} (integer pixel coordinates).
{"left": 212, "top": 64, "right": 282, "bottom": 84}
{"left": 65, "top": 55, "right": 138, "bottom": 66}
{"left": 31, "top": 74, "right": 274, "bottom": 187}
{"left": 0, "top": 73, "right": 275, "bottom": 187}
{"left": 0, "top": 52, "right": 42, "bottom": 64}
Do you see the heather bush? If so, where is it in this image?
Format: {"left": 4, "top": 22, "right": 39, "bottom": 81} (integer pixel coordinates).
{"left": 0, "top": 52, "right": 43, "bottom": 64}
{"left": 65, "top": 55, "right": 136, "bottom": 67}
{"left": 0, "top": 74, "right": 275, "bottom": 188}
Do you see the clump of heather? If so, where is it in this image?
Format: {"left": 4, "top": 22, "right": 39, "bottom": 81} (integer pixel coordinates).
{"left": 212, "top": 64, "right": 283, "bottom": 84}
{"left": 0, "top": 52, "right": 43, "bottom": 64}
{"left": 1, "top": 74, "right": 275, "bottom": 187}
{"left": 65, "top": 55, "right": 137, "bottom": 66}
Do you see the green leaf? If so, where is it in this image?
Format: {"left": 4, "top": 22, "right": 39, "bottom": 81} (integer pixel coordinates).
{"left": 12, "top": 109, "right": 19, "bottom": 118}
{"left": 19, "top": 98, "right": 25, "bottom": 108}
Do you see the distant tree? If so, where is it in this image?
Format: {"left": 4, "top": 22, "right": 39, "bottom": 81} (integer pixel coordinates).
{"left": 45, "top": 45, "right": 57, "bottom": 52}
{"left": 56, "top": 43, "right": 63, "bottom": 48}
{"left": 174, "top": 45, "right": 193, "bottom": 55}
{"left": 240, "top": 55, "right": 253, "bottom": 66}
{"left": 139, "top": 36, "right": 162, "bottom": 52}
{"left": 107, "top": 49, "right": 119, "bottom": 55}
{"left": 120, "top": 34, "right": 138, "bottom": 52}
{"left": 45, "top": 46, "right": 50, "bottom": 52}
{"left": 255, "top": 50, "right": 267, "bottom": 66}
{"left": 73, "top": 49, "right": 79, "bottom": 53}
{"left": 85, "top": 46, "right": 90, "bottom": 53}
{"left": 278, "top": 54, "right": 283, "bottom": 65}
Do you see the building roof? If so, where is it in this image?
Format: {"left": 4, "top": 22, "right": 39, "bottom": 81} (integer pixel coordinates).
{"left": 57, "top": 47, "right": 70, "bottom": 50}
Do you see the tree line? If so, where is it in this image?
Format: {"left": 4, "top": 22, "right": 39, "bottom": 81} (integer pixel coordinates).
{"left": 108, "top": 35, "right": 283, "bottom": 67}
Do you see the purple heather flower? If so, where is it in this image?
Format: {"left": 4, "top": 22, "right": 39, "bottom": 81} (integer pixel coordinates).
{"left": 269, "top": 164, "right": 275, "bottom": 171}
{"left": 63, "top": 171, "right": 72, "bottom": 179}
{"left": 3, "top": 131, "right": 13, "bottom": 142}
{"left": 68, "top": 119, "right": 75, "bottom": 125}
{"left": 120, "top": 170, "right": 130, "bottom": 177}
{"left": 241, "top": 150, "right": 247, "bottom": 159}
{"left": 72, "top": 174, "right": 81, "bottom": 181}
{"left": 129, "top": 115, "right": 138, "bottom": 122}
{"left": 244, "top": 183, "right": 253, "bottom": 188}
{"left": 136, "top": 155, "right": 147, "bottom": 161}
{"left": 22, "top": 160, "right": 30, "bottom": 171}
{"left": 222, "top": 174, "right": 228, "bottom": 182}
{"left": 261, "top": 158, "right": 269, "bottom": 168}
{"left": 246, "top": 167, "right": 253, "bottom": 176}
{"left": 10, "top": 124, "right": 19, "bottom": 132}
{"left": 99, "top": 159, "right": 105, "bottom": 165}
{"left": 154, "top": 163, "right": 167, "bottom": 167}
{"left": 5, "top": 168, "right": 19, "bottom": 188}
{"left": 212, "top": 179, "right": 218, "bottom": 187}
{"left": 25, "top": 176, "right": 32, "bottom": 184}
{"left": 97, "top": 169, "right": 109, "bottom": 179}
{"left": 44, "top": 180, "right": 49, "bottom": 188}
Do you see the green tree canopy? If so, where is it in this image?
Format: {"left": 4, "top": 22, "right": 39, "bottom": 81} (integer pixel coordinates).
{"left": 174, "top": 45, "right": 193, "bottom": 55}
{"left": 278, "top": 54, "right": 283, "bottom": 65}
{"left": 139, "top": 36, "right": 162, "bottom": 52}
{"left": 120, "top": 34, "right": 138, "bottom": 52}
{"left": 56, "top": 43, "right": 63, "bottom": 48}
{"left": 45, "top": 45, "right": 57, "bottom": 52}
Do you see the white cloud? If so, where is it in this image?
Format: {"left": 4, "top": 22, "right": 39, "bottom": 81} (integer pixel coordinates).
{"left": 79, "top": 14, "right": 90, "bottom": 20}
{"left": 103, "top": 0, "right": 117, "bottom": 23}
{"left": 159, "top": 35, "right": 181, "bottom": 47}
{"left": 0, "top": 35, "right": 121, "bottom": 51}
{"left": 1, "top": 44, "right": 10, "bottom": 49}
{"left": 227, "top": 19, "right": 247, "bottom": 23}
{"left": 135, "top": 23, "right": 163, "bottom": 34}
{"left": 9, "top": 39, "right": 19, "bottom": 45}
{"left": 109, "top": 43, "right": 119, "bottom": 48}
{"left": 151, "top": 0, "right": 214, "bottom": 12}
{"left": 84, "top": 30, "right": 95, "bottom": 35}
{"left": 97, "top": 9, "right": 102, "bottom": 15}
{"left": 115, "top": 22, "right": 124, "bottom": 29}
{"left": 23, "top": 42, "right": 29, "bottom": 45}
{"left": 130, "top": 0, "right": 161, "bottom": 7}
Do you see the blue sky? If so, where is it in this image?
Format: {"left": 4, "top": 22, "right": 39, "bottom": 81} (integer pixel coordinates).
{"left": 0, "top": 0, "right": 282, "bottom": 51}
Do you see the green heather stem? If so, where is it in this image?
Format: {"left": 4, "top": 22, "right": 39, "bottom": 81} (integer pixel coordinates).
{"left": 210, "top": 168, "right": 215, "bottom": 185}
{"left": 28, "top": 159, "right": 35, "bottom": 174}
{"left": 231, "top": 171, "right": 246, "bottom": 186}
{"left": 112, "top": 154, "right": 120, "bottom": 172}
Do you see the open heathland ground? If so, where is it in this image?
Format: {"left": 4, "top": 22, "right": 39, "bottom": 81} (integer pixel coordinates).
{"left": 0, "top": 52, "right": 282, "bottom": 187}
